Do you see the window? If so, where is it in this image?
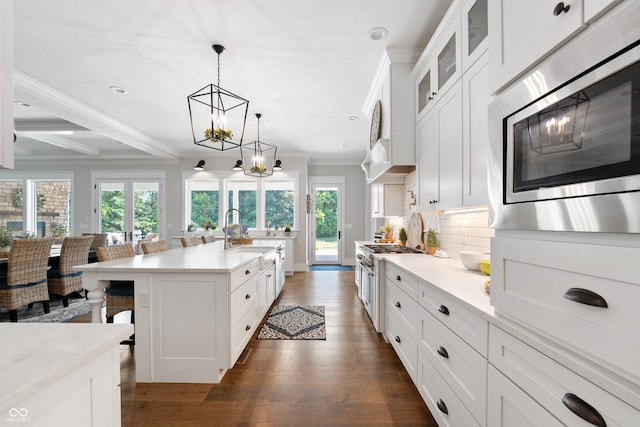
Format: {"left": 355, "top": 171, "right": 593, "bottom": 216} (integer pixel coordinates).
{"left": 265, "top": 181, "right": 295, "bottom": 228}
{"left": 0, "top": 176, "right": 72, "bottom": 238}
{"left": 187, "top": 179, "right": 219, "bottom": 229}
{"left": 227, "top": 181, "right": 257, "bottom": 228}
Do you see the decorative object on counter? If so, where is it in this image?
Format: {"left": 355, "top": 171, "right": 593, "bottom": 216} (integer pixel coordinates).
{"left": 188, "top": 44, "right": 248, "bottom": 151}
{"left": 425, "top": 227, "right": 439, "bottom": 255}
{"left": 257, "top": 305, "right": 326, "bottom": 340}
{"left": 479, "top": 259, "right": 491, "bottom": 275}
{"left": 406, "top": 212, "right": 425, "bottom": 250}
{"left": 202, "top": 221, "right": 216, "bottom": 231}
{"left": 484, "top": 279, "right": 491, "bottom": 294}
{"left": 434, "top": 249, "right": 450, "bottom": 258}
{"left": 187, "top": 223, "right": 197, "bottom": 232}
{"left": 224, "top": 223, "right": 247, "bottom": 239}
{"left": 284, "top": 224, "right": 292, "bottom": 236}
{"left": 398, "top": 227, "right": 407, "bottom": 246}
{"left": 382, "top": 223, "right": 394, "bottom": 240}
{"left": 459, "top": 250, "right": 490, "bottom": 271}
{"left": 241, "top": 113, "right": 277, "bottom": 178}
{"left": 193, "top": 159, "right": 205, "bottom": 171}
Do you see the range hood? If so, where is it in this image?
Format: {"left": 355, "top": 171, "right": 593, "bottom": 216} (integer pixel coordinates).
{"left": 361, "top": 138, "right": 415, "bottom": 183}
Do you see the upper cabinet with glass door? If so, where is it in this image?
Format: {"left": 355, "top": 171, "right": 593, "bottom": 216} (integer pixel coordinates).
{"left": 461, "top": 0, "right": 488, "bottom": 72}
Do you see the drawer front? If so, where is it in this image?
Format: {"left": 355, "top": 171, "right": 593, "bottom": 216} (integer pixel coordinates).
{"left": 230, "top": 302, "right": 258, "bottom": 364}
{"left": 419, "top": 307, "right": 487, "bottom": 424}
{"left": 492, "top": 237, "right": 640, "bottom": 381}
{"left": 230, "top": 277, "right": 258, "bottom": 326}
{"left": 419, "top": 281, "right": 489, "bottom": 356}
{"left": 489, "top": 325, "right": 640, "bottom": 426}
{"left": 387, "top": 263, "right": 419, "bottom": 300}
{"left": 488, "top": 365, "right": 563, "bottom": 427}
{"left": 417, "top": 352, "right": 481, "bottom": 427}
{"left": 387, "top": 281, "right": 418, "bottom": 340}
{"left": 386, "top": 307, "right": 417, "bottom": 383}
{"left": 229, "top": 258, "right": 261, "bottom": 292}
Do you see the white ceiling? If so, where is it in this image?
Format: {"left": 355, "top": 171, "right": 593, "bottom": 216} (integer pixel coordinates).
{"left": 13, "top": 0, "right": 452, "bottom": 165}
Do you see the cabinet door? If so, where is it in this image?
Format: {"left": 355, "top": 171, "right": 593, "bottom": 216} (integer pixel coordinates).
{"left": 417, "top": 67, "right": 436, "bottom": 117}
{"left": 416, "top": 109, "right": 438, "bottom": 208}
{"left": 434, "top": 80, "right": 463, "bottom": 210}
{"left": 462, "top": 54, "right": 490, "bottom": 207}
{"left": 462, "top": 0, "right": 488, "bottom": 72}
{"left": 488, "top": 365, "right": 562, "bottom": 427}
{"left": 488, "top": 0, "right": 585, "bottom": 93}
{"left": 435, "top": 21, "right": 462, "bottom": 103}
{"left": 584, "top": 0, "right": 623, "bottom": 22}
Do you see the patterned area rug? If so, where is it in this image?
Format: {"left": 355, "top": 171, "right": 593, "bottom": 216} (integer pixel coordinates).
{"left": 257, "top": 305, "right": 326, "bottom": 340}
{"left": 0, "top": 296, "right": 92, "bottom": 323}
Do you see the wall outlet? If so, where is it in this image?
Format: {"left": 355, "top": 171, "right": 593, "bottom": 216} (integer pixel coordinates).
{"left": 138, "top": 292, "right": 150, "bottom": 308}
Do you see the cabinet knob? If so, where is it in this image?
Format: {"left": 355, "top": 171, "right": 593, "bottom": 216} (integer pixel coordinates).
{"left": 437, "top": 346, "right": 449, "bottom": 359}
{"left": 245, "top": 269, "right": 251, "bottom": 275}
{"left": 553, "top": 2, "right": 570, "bottom": 15}
{"left": 396, "top": 275, "right": 402, "bottom": 281}
{"left": 395, "top": 301, "right": 402, "bottom": 309}
{"left": 436, "top": 399, "right": 448, "bottom": 414}
{"left": 438, "top": 304, "right": 450, "bottom": 316}
{"left": 562, "top": 393, "right": 606, "bottom": 427}
{"left": 394, "top": 336, "right": 401, "bottom": 343}
{"left": 245, "top": 325, "right": 251, "bottom": 331}
{"left": 245, "top": 294, "right": 251, "bottom": 300}
{"left": 563, "top": 288, "right": 608, "bottom": 308}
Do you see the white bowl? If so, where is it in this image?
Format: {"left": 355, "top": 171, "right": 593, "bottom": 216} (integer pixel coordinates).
{"left": 459, "top": 251, "right": 490, "bottom": 271}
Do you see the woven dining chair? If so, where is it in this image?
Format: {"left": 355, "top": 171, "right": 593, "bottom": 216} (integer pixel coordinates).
{"left": 47, "top": 235, "right": 94, "bottom": 307}
{"left": 0, "top": 238, "right": 54, "bottom": 322}
{"left": 180, "top": 236, "right": 202, "bottom": 247}
{"left": 95, "top": 244, "right": 136, "bottom": 334}
{"left": 140, "top": 239, "right": 169, "bottom": 254}
{"left": 82, "top": 233, "right": 108, "bottom": 250}
{"left": 201, "top": 234, "right": 217, "bottom": 244}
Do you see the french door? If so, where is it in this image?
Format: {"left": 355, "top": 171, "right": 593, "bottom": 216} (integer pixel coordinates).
{"left": 94, "top": 174, "right": 164, "bottom": 245}
{"left": 309, "top": 177, "right": 344, "bottom": 265}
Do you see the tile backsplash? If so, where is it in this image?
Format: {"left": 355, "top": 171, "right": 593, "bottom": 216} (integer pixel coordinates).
{"left": 436, "top": 209, "right": 493, "bottom": 259}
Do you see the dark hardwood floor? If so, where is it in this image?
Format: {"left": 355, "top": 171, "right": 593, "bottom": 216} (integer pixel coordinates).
{"left": 73, "top": 271, "right": 437, "bottom": 426}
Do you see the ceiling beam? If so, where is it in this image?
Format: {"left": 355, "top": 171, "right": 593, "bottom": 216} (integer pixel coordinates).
{"left": 12, "top": 145, "right": 32, "bottom": 156}
{"left": 14, "top": 119, "right": 88, "bottom": 132}
{"left": 19, "top": 132, "right": 100, "bottom": 156}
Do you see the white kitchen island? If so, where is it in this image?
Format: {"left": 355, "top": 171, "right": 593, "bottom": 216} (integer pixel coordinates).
{"left": 74, "top": 240, "right": 283, "bottom": 384}
{"left": 0, "top": 323, "right": 133, "bottom": 427}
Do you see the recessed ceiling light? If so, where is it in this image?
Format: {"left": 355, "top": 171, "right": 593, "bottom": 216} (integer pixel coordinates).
{"left": 368, "top": 27, "right": 388, "bottom": 41}
{"left": 109, "top": 86, "right": 128, "bottom": 94}
{"left": 347, "top": 116, "right": 359, "bottom": 122}
{"left": 14, "top": 101, "right": 31, "bottom": 107}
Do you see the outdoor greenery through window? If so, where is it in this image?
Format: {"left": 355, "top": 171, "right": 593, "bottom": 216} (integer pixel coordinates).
{"left": 265, "top": 181, "right": 295, "bottom": 229}
{"left": 188, "top": 180, "right": 219, "bottom": 229}
{"left": 227, "top": 181, "right": 257, "bottom": 228}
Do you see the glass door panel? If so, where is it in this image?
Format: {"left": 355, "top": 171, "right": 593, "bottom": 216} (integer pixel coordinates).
{"left": 311, "top": 184, "right": 341, "bottom": 264}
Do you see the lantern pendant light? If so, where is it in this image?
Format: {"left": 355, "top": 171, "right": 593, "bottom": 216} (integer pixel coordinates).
{"left": 187, "top": 44, "right": 249, "bottom": 151}
{"left": 241, "top": 113, "right": 277, "bottom": 178}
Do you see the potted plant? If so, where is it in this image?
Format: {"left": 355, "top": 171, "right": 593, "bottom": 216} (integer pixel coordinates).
{"left": 187, "top": 223, "right": 197, "bottom": 232}
{"left": 425, "top": 228, "right": 439, "bottom": 255}
{"left": 52, "top": 223, "right": 68, "bottom": 244}
{"left": 382, "top": 223, "right": 394, "bottom": 240}
{"left": 398, "top": 227, "right": 408, "bottom": 246}
{"left": 202, "top": 221, "right": 217, "bottom": 233}
{"left": 0, "top": 225, "right": 13, "bottom": 255}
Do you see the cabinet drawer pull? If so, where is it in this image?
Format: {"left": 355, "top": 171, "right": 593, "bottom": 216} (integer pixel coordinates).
{"left": 437, "top": 346, "right": 449, "bottom": 359}
{"left": 562, "top": 393, "right": 606, "bottom": 427}
{"left": 553, "top": 2, "right": 570, "bottom": 16}
{"left": 394, "top": 336, "right": 401, "bottom": 343}
{"left": 563, "top": 288, "right": 608, "bottom": 308}
{"left": 438, "top": 305, "right": 450, "bottom": 316}
{"left": 395, "top": 301, "right": 402, "bottom": 309}
{"left": 436, "top": 398, "right": 448, "bottom": 414}
{"left": 245, "top": 325, "right": 251, "bottom": 331}
{"left": 245, "top": 294, "right": 251, "bottom": 299}
{"left": 396, "top": 275, "right": 402, "bottom": 281}
{"left": 267, "top": 274, "right": 272, "bottom": 278}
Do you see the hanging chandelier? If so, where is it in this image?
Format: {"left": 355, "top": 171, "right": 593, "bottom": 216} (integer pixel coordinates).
{"left": 241, "top": 113, "right": 277, "bottom": 178}
{"left": 187, "top": 44, "right": 249, "bottom": 151}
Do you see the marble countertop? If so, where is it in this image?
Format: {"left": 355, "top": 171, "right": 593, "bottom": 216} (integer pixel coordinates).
{"left": 74, "top": 240, "right": 284, "bottom": 274}
{"left": 0, "top": 323, "right": 133, "bottom": 410}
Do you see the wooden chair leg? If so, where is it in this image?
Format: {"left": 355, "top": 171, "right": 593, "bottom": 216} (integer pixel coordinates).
{"left": 62, "top": 296, "right": 69, "bottom": 307}
{"left": 43, "top": 301, "right": 50, "bottom": 313}
{"left": 9, "top": 309, "right": 17, "bottom": 322}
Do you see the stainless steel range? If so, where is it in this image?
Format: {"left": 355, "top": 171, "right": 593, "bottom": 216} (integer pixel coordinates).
{"left": 355, "top": 243, "right": 423, "bottom": 332}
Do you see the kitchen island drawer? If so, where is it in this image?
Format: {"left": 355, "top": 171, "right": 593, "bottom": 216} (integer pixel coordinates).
{"left": 386, "top": 263, "right": 419, "bottom": 300}
{"left": 386, "top": 306, "right": 417, "bottom": 383}
{"left": 491, "top": 237, "right": 640, "bottom": 382}
{"left": 417, "top": 351, "right": 481, "bottom": 427}
{"left": 489, "top": 324, "right": 640, "bottom": 426}
{"left": 419, "top": 306, "right": 487, "bottom": 424}
{"left": 230, "top": 301, "right": 258, "bottom": 364}
{"left": 230, "top": 276, "right": 258, "bottom": 326}
{"left": 229, "top": 258, "right": 260, "bottom": 292}
{"left": 387, "top": 280, "right": 418, "bottom": 340}
{"left": 418, "top": 280, "right": 488, "bottom": 356}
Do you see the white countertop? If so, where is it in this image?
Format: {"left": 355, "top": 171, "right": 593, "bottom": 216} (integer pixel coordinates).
{"left": 0, "top": 323, "right": 133, "bottom": 410}
{"left": 74, "top": 240, "right": 284, "bottom": 274}
{"left": 380, "top": 253, "right": 494, "bottom": 319}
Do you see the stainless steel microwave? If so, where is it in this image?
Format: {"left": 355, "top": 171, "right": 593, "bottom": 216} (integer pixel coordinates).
{"left": 489, "top": 38, "right": 640, "bottom": 233}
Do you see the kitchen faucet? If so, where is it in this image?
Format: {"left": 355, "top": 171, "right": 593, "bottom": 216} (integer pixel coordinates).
{"left": 224, "top": 208, "right": 244, "bottom": 250}
{"left": 266, "top": 221, "right": 272, "bottom": 236}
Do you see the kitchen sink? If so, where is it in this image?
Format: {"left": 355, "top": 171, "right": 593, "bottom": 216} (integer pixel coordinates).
{"left": 226, "top": 246, "right": 276, "bottom": 269}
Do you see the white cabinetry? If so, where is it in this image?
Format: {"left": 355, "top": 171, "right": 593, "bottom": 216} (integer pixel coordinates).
{"left": 0, "top": 0, "right": 14, "bottom": 169}
{"left": 415, "top": 0, "right": 490, "bottom": 210}
{"left": 371, "top": 183, "right": 403, "bottom": 217}
{"left": 488, "top": 0, "right": 625, "bottom": 93}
